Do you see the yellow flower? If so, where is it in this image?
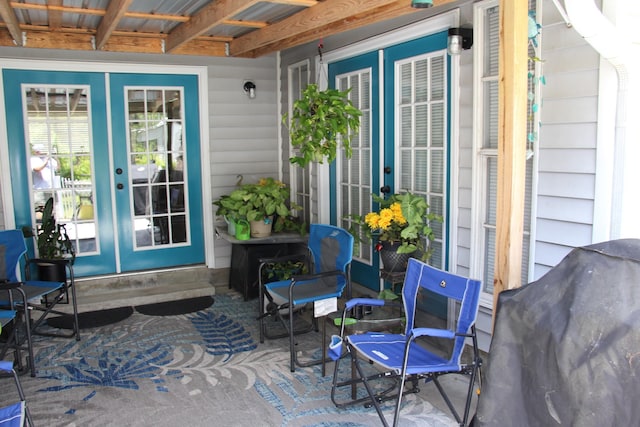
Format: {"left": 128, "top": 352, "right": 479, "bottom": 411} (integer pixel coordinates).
{"left": 390, "top": 203, "right": 406, "bottom": 225}
{"left": 364, "top": 212, "right": 380, "bottom": 228}
{"left": 378, "top": 208, "right": 394, "bottom": 230}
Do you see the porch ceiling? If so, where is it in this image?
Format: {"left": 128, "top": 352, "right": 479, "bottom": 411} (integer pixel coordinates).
{"left": 0, "top": 0, "right": 456, "bottom": 58}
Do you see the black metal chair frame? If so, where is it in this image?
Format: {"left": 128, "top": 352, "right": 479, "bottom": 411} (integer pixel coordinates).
{"left": 330, "top": 259, "right": 483, "bottom": 427}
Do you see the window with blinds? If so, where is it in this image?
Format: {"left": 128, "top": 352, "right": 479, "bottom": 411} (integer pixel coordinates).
{"left": 337, "top": 70, "right": 372, "bottom": 262}
{"left": 396, "top": 52, "right": 447, "bottom": 269}
{"left": 476, "top": 0, "right": 535, "bottom": 297}
{"left": 287, "top": 61, "right": 312, "bottom": 226}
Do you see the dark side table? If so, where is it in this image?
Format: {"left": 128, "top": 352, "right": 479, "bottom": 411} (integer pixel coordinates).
{"left": 380, "top": 269, "right": 406, "bottom": 295}
{"left": 216, "top": 225, "right": 307, "bottom": 300}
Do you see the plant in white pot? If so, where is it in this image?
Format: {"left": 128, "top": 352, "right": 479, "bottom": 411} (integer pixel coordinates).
{"left": 283, "top": 83, "right": 362, "bottom": 167}
{"left": 214, "top": 178, "right": 305, "bottom": 238}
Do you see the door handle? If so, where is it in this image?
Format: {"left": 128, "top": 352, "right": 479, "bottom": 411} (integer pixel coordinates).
{"left": 117, "top": 183, "right": 124, "bottom": 190}
{"left": 380, "top": 185, "right": 391, "bottom": 194}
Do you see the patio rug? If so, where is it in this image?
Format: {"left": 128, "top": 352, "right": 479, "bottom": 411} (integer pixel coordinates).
{"left": 0, "top": 293, "right": 456, "bottom": 427}
{"left": 134, "top": 296, "right": 214, "bottom": 316}
{"left": 46, "top": 306, "right": 134, "bottom": 330}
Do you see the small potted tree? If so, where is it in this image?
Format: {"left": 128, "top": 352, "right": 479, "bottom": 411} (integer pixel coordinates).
{"left": 283, "top": 83, "right": 362, "bottom": 167}
{"left": 22, "top": 197, "right": 75, "bottom": 281}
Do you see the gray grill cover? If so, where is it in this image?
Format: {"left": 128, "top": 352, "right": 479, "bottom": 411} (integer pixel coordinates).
{"left": 474, "top": 239, "right": 640, "bottom": 426}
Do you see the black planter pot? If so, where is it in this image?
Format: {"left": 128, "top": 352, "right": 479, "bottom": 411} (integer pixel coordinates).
{"left": 36, "top": 261, "right": 67, "bottom": 282}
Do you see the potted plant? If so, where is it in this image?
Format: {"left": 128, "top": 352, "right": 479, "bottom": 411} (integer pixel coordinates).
{"left": 214, "top": 178, "right": 305, "bottom": 237}
{"left": 22, "top": 197, "right": 75, "bottom": 281}
{"left": 347, "top": 192, "right": 442, "bottom": 271}
{"left": 283, "top": 83, "right": 362, "bottom": 167}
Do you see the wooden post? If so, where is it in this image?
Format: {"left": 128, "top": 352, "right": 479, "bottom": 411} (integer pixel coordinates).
{"left": 494, "top": 0, "right": 529, "bottom": 321}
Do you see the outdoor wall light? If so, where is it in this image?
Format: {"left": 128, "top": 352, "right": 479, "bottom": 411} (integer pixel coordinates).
{"left": 243, "top": 81, "right": 256, "bottom": 99}
{"left": 447, "top": 27, "right": 473, "bottom": 55}
{"left": 411, "top": 0, "right": 433, "bottom": 8}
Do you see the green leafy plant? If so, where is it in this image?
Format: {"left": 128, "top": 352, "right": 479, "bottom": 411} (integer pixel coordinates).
{"left": 283, "top": 84, "right": 362, "bottom": 167}
{"left": 262, "top": 259, "right": 309, "bottom": 282}
{"left": 22, "top": 197, "right": 75, "bottom": 263}
{"left": 213, "top": 178, "right": 306, "bottom": 234}
{"left": 346, "top": 192, "right": 442, "bottom": 262}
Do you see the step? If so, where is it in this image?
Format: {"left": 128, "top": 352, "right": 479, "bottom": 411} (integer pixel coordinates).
{"left": 59, "top": 265, "right": 227, "bottom": 313}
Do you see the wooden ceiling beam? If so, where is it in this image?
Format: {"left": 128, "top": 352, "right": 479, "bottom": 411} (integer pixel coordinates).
{"left": 237, "top": 1, "right": 414, "bottom": 57}
{"left": 47, "top": 0, "right": 63, "bottom": 30}
{"left": 232, "top": 0, "right": 456, "bottom": 58}
{"left": 95, "top": 0, "right": 135, "bottom": 51}
{"left": 11, "top": 2, "right": 190, "bottom": 22}
{"left": 0, "top": 29, "right": 228, "bottom": 56}
{"left": 0, "top": 0, "right": 23, "bottom": 46}
{"left": 0, "top": 23, "right": 232, "bottom": 42}
{"left": 269, "top": 0, "right": 318, "bottom": 6}
{"left": 165, "top": 0, "right": 261, "bottom": 53}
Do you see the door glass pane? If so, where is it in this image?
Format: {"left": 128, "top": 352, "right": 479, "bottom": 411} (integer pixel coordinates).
{"left": 24, "top": 85, "right": 97, "bottom": 256}
{"left": 396, "top": 52, "right": 447, "bottom": 268}
{"left": 337, "top": 69, "right": 373, "bottom": 263}
{"left": 126, "top": 87, "right": 188, "bottom": 248}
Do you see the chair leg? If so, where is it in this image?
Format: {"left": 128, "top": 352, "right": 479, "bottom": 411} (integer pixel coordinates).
{"left": 9, "top": 366, "right": 33, "bottom": 426}
{"left": 288, "top": 302, "right": 295, "bottom": 372}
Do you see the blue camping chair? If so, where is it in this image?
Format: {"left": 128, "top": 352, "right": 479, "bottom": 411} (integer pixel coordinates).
{"left": 0, "top": 360, "right": 34, "bottom": 426}
{"left": 0, "top": 230, "right": 79, "bottom": 373}
{"left": 258, "top": 224, "right": 353, "bottom": 372}
{"left": 0, "top": 293, "right": 33, "bottom": 378}
{"left": 330, "top": 258, "right": 482, "bottom": 427}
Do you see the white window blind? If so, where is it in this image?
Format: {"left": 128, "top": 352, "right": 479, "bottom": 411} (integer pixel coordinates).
{"left": 337, "top": 70, "right": 372, "bottom": 262}
{"left": 396, "top": 52, "right": 447, "bottom": 269}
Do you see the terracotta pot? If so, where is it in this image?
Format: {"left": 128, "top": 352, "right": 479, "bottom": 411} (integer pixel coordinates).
{"left": 250, "top": 216, "right": 273, "bottom": 238}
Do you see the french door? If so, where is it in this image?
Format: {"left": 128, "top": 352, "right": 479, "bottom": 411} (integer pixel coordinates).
{"left": 3, "top": 69, "right": 204, "bottom": 277}
{"left": 331, "top": 31, "right": 450, "bottom": 292}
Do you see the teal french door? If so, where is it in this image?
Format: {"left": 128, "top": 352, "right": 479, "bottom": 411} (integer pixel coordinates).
{"left": 331, "top": 31, "right": 450, "bottom": 292}
{"left": 109, "top": 73, "right": 204, "bottom": 272}
{"left": 3, "top": 70, "right": 204, "bottom": 276}
{"left": 329, "top": 51, "right": 380, "bottom": 289}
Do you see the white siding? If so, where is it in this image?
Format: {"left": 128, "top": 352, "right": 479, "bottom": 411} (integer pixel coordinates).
{"left": 534, "top": 0, "right": 602, "bottom": 278}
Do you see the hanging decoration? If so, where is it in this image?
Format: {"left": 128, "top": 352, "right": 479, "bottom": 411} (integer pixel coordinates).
{"left": 527, "top": 10, "right": 545, "bottom": 160}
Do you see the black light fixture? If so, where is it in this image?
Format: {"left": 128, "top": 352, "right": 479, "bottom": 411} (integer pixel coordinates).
{"left": 243, "top": 81, "right": 256, "bottom": 99}
{"left": 447, "top": 27, "right": 473, "bottom": 55}
{"left": 411, "top": 0, "right": 433, "bottom": 8}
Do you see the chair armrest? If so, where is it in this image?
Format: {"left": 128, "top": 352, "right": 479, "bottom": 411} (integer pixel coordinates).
{"left": 345, "top": 298, "right": 385, "bottom": 311}
{"left": 411, "top": 327, "right": 455, "bottom": 339}
{"left": 0, "top": 280, "right": 24, "bottom": 290}
{"left": 291, "top": 269, "right": 346, "bottom": 282}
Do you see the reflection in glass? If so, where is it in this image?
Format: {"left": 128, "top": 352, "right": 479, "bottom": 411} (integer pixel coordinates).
{"left": 24, "top": 85, "right": 97, "bottom": 257}
{"left": 127, "top": 88, "right": 188, "bottom": 248}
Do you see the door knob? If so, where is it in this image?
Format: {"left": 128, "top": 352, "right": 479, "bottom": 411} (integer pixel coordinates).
{"left": 117, "top": 183, "right": 124, "bottom": 190}
{"left": 380, "top": 185, "right": 391, "bottom": 194}
{"left": 116, "top": 168, "right": 123, "bottom": 175}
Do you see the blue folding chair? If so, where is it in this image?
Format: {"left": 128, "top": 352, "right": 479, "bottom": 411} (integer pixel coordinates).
{"left": 0, "top": 230, "right": 79, "bottom": 366}
{"left": 0, "top": 298, "right": 33, "bottom": 378}
{"left": 258, "top": 224, "right": 353, "bottom": 372}
{"left": 330, "top": 258, "right": 482, "bottom": 427}
{"left": 0, "top": 361, "right": 34, "bottom": 426}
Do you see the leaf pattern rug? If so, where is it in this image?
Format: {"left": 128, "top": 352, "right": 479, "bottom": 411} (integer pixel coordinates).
{"left": 0, "top": 293, "right": 456, "bottom": 426}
